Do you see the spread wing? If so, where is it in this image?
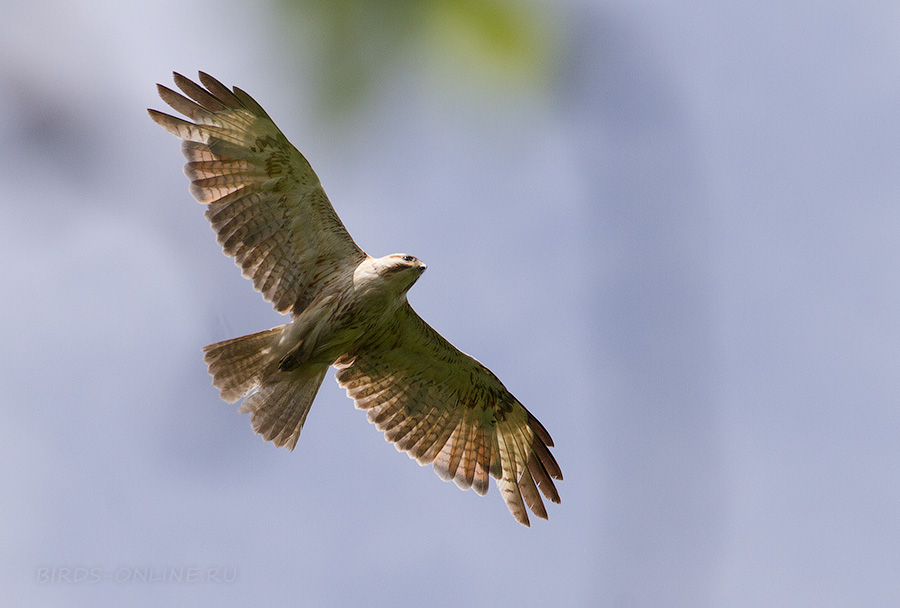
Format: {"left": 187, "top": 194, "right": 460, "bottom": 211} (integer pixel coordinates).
{"left": 149, "top": 72, "right": 366, "bottom": 315}
{"left": 334, "top": 304, "right": 562, "bottom": 526}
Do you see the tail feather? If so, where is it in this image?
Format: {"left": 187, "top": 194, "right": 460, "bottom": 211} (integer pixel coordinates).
{"left": 238, "top": 366, "right": 328, "bottom": 450}
{"left": 203, "top": 325, "right": 286, "bottom": 403}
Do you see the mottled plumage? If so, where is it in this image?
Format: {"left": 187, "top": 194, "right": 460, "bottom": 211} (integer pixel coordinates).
{"left": 150, "top": 72, "right": 562, "bottom": 525}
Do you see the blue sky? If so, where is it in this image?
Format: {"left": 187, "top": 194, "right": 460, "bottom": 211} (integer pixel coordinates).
{"left": 2, "top": 1, "right": 900, "bottom": 606}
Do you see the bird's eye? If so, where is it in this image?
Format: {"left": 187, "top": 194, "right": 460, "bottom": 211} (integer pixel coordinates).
{"left": 402, "top": 255, "right": 415, "bottom": 263}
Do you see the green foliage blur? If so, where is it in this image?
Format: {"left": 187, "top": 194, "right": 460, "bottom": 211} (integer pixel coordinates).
{"left": 275, "top": 0, "right": 560, "bottom": 113}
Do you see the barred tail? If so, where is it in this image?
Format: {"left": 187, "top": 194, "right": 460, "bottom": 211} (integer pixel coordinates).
{"left": 237, "top": 365, "right": 328, "bottom": 450}
{"left": 202, "top": 325, "right": 286, "bottom": 403}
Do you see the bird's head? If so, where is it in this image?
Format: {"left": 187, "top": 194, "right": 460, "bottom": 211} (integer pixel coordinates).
{"left": 370, "top": 253, "right": 427, "bottom": 294}
{"left": 354, "top": 253, "right": 427, "bottom": 296}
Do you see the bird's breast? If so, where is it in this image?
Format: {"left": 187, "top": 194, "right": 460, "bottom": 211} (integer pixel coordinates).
{"left": 282, "top": 284, "right": 402, "bottom": 367}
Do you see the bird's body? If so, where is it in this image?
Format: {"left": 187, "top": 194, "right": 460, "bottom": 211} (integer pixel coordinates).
{"left": 150, "top": 73, "right": 562, "bottom": 525}
{"left": 277, "top": 254, "right": 426, "bottom": 370}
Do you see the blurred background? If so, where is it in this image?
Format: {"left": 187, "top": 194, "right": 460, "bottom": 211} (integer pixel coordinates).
{"left": 2, "top": 0, "right": 900, "bottom": 605}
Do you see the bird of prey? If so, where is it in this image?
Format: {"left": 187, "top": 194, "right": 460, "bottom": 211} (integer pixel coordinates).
{"left": 149, "top": 72, "right": 561, "bottom": 526}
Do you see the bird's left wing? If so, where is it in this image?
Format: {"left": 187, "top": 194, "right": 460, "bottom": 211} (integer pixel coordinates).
{"left": 149, "top": 72, "right": 366, "bottom": 315}
{"left": 334, "top": 304, "right": 562, "bottom": 526}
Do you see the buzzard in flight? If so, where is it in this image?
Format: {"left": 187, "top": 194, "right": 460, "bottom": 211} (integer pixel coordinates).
{"left": 149, "top": 72, "right": 562, "bottom": 525}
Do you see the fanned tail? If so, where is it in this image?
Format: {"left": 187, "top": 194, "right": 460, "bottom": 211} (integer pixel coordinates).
{"left": 203, "top": 324, "right": 327, "bottom": 450}
{"left": 238, "top": 366, "right": 328, "bottom": 450}
{"left": 202, "top": 325, "right": 285, "bottom": 403}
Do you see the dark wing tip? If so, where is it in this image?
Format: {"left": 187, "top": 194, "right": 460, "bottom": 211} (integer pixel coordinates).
{"left": 172, "top": 72, "right": 227, "bottom": 112}
{"left": 196, "top": 70, "right": 219, "bottom": 86}
{"left": 146, "top": 108, "right": 174, "bottom": 126}
{"left": 527, "top": 411, "right": 555, "bottom": 447}
{"left": 232, "top": 86, "right": 271, "bottom": 119}
{"left": 197, "top": 72, "right": 245, "bottom": 109}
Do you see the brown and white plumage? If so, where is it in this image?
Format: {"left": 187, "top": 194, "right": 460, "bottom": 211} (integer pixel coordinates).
{"left": 150, "top": 72, "right": 562, "bottom": 525}
{"left": 334, "top": 305, "right": 562, "bottom": 525}
{"left": 150, "top": 72, "right": 364, "bottom": 315}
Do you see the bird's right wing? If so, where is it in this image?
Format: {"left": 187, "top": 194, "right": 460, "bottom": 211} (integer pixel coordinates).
{"left": 149, "top": 72, "right": 366, "bottom": 315}
{"left": 334, "top": 304, "right": 562, "bottom": 526}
